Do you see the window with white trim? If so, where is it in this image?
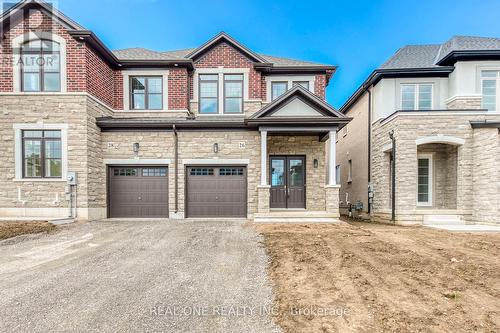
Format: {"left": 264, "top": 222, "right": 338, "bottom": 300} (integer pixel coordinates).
{"left": 401, "top": 84, "right": 432, "bottom": 110}
{"left": 21, "top": 40, "right": 61, "bottom": 92}
{"left": 271, "top": 81, "right": 288, "bottom": 101}
{"left": 417, "top": 154, "right": 433, "bottom": 206}
{"left": 292, "top": 81, "right": 309, "bottom": 90}
{"left": 223, "top": 74, "right": 243, "bottom": 114}
{"left": 481, "top": 70, "right": 499, "bottom": 111}
{"left": 130, "top": 76, "right": 163, "bottom": 110}
{"left": 22, "top": 130, "right": 62, "bottom": 178}
{"left": 14, "top": 124, "right": 68, "bottom": 181}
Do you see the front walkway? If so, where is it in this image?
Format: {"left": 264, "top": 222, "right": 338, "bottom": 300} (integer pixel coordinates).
{"left": 0, "top": 220, "right": 281, "bottom": 333}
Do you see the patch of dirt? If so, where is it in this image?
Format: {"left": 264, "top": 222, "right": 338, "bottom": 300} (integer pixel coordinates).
{"left": 256, "top": 222, "right": 500, "bottom": 333}
{"left": 0, "top": 221, "right": 57, "bottom": 240}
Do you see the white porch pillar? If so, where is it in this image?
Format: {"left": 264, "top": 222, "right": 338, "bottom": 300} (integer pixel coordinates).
{"left": 328, "top": 130, "right": 337, "bottom": 185}
{"left": 260, "top": 130, "right": 268, "bottom": 185}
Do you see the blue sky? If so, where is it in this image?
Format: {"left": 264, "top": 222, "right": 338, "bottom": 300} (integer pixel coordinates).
{"left": 54, "top": 0, "right": 500, "bottom": 108}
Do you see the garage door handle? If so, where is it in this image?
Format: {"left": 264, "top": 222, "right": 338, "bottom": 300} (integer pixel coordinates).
{"left": 216, "top": 196, "right": 219, "bottom": 200}
{"left": 138, "top": 196, "right": 142, "bottom": 200}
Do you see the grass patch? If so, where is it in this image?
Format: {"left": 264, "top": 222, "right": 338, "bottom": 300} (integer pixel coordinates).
{"left": 0, "top": 221, "right": 57, "bottom": 240}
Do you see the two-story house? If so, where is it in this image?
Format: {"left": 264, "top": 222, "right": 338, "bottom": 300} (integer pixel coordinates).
{"left": 0, "top": 0, "right": 349, "bottom": 222}
{"left": 338, "top": 36, "right": 500, "bottom": 225}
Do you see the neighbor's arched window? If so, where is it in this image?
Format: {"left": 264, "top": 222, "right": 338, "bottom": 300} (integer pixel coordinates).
{"left": 21, "top": 39, "right": 61, "bottom": 92}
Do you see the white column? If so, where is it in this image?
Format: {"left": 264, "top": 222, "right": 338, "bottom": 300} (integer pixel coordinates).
{"left": 260, "top": 130, "right": 268, "bottom": 185}
{"left": 328, "top": 130, "right": 337, "bottom": 185}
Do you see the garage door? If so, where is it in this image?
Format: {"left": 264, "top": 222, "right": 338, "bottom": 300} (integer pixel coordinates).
{"left": 186, "top": 166, "right": 247, "bottom": 218}
{"left": 109, "top": 166, "right": 168, "bottom": 218}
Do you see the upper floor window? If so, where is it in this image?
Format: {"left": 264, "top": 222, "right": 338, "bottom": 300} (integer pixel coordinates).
{"left": 130, "top": 76, "right": 162, "bottom": 110}
{"left": 224, "top": 74, "right": 243, "bottom": 113}
{"left": 293, "top": 81, "right": 309, "bottom": 90}
{"left": 401, "top": 84, "right": 432, "bottom": 110}
{"left": 22, "top": 130, "right": 62, "bottom": 178}
{"left": 199, "top": 74, "right": 219, "bottom": 113}
{"left": 271, "top": 81, "right": 288, "bottom": 101}
{"left": 481, "top": 70, "right": 499, "bottom": 111}
{"left": 21, "top": 40, "right": 60, "bottom": 92}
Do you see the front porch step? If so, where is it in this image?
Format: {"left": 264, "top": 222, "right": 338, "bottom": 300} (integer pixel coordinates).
{"left": 423, "top": 214, "right": 465, "bottom": 225}
{"left": 253, "top": 211, "right": 342, "bottom": 223}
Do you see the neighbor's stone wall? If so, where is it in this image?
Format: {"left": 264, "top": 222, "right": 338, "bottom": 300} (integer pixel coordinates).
{"left": 371, "top": 112, "right": 500, "bottom": 225}
{"left": 267, "top": 135, "right": 326, "bottom": 211}
{"left": 446, "top": 97, "right": 482, "bottom": 110}
{"left": 417, "top": 143, "right": 457, "bottom": 209}
{"left": 471, "top": 127, "right": 500, "bottom": 224}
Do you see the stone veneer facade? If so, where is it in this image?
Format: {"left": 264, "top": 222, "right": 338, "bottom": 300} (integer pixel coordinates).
{"left": 371, "top": 110, "right": 500, "bottom": 225}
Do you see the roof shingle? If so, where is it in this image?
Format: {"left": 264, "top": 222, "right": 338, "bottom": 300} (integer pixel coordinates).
{"left": 379, "top": 35, "right": 500, "bottom": 70}
{"left": 113, "top": 47, "right": 330, "bottom": 67}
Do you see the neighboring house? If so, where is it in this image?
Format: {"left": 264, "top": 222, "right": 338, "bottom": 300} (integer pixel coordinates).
{"left": 0, "top": 0, "right": 349, "bottom": 222}
{"left": 338, "top": 35, "right": 500, "bottom": 225}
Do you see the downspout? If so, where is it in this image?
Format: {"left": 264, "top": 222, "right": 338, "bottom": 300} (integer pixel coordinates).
{"left": 364, "top": 84, "right": 372, "bottom": 214}
{"left": 173, "top": 124, "right": 179, "bottom": 214}
{"left": 389, "top": 130, "right": 396, "bottom": 223}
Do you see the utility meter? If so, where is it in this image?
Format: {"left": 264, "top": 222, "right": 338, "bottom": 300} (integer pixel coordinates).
{"left": 67, "top": 171, "right": 77, "bottom": 185}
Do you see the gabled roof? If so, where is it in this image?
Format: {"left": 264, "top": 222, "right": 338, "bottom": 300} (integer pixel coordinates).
{"left": 247, "top": 85, "right": 349, "bottom": 128}
{"left": 185, "top": 32, "right": 268, "bottom": 63}
{"left": 1, "top": 0, "right": 85, "bottom": 31}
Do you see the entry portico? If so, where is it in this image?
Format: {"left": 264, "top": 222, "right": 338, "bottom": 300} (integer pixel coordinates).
{"left": 247, "top": 86, "right": 350, "bottom": 222}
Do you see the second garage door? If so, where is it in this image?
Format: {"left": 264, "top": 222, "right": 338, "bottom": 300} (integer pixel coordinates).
{"left": 186, "top": 166, "right": 247, "bottom": 218}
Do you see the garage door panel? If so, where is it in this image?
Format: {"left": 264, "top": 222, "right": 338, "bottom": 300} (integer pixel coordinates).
{"left": 109, "top": 166, "right": 168, "bottom": 218}
{"left": 186, "top": 166, "right": 246, "bottom": 218}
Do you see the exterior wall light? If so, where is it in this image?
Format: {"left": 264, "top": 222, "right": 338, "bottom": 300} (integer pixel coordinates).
{"left": 213, "top": 143, "right": 219, "bottom": 153}
{"left": 133, "top": 142, "right": 140, "bottom": 153}
{"left": 313, "top": 158, "right": 319, "bottom": 168}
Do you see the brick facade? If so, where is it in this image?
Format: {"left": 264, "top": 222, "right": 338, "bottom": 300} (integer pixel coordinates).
{"left": 0, "top": 6, "right": 339, "bottom": 222}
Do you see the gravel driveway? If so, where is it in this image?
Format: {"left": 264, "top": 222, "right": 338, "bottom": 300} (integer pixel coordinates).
{"left": 0, "top": 220, "right": 281, "bottom": 333}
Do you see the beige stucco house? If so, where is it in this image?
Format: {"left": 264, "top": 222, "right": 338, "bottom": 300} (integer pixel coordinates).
{"left": 338, "top": 36, "right": 500, "bottom": 225}
{"left": 0, "top": 1, "right": 350, "bottom": 222}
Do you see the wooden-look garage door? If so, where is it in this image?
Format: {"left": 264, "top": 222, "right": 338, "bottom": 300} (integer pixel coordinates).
{"left": 108, "top": 166, "right": 168, "bottom": 218}
{"left": 186, "top": 166, "right": 247, "bottom": 218}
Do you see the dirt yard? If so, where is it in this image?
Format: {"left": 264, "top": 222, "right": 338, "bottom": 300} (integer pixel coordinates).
{"left": 0, "top": 221, "right": 57, "bottom": 240}
{"left": 256, "top": 222, "right": 500, "bottom": 333}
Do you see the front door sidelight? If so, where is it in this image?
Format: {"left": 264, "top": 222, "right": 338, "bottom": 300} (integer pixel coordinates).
{"left": 269, "top": 156, "right": 306, "bottom": 209}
